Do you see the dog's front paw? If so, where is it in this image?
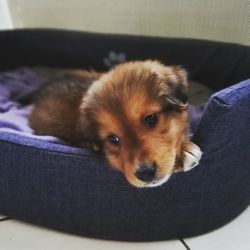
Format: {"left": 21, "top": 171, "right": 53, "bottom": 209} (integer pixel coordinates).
{"left": 183, "top": 142, "right": 202, "bottom": 172}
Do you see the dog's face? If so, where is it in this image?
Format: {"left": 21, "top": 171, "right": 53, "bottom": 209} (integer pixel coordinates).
{"left": 79, "top": 61, "right": 198, "bottom": 187}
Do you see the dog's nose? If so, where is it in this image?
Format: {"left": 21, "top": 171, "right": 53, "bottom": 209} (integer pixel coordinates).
{"left": 135, "top": 163, "right": 157, "bottom": 182}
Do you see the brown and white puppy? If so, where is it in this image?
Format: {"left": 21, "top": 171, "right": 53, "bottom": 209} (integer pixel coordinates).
{"left": 29, "top": 61, "right": 202, "bottom": 188}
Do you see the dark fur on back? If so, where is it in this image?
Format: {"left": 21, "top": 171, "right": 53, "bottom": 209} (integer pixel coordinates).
{"left": 29, "top": 71, "right": 101, "bottom": 146}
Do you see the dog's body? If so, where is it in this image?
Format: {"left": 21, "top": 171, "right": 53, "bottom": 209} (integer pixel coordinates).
{"left": 29, "top": 70, "right": 102, "bottom": 146}
{"left": 29, "top": 61, "right": 202, "bottom": 187}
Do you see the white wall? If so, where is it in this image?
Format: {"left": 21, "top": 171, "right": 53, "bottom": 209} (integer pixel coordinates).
{"left": 0, "top": 0, "right": 13, "bottom": 29}
{"left": 5, "top": 0, "right": 250, "bottom": 45}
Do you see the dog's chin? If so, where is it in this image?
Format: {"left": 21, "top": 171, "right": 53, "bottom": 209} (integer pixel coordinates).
{"left": 143, "top": 174, "right": 172, "bottom": 188}
{"left": 127, "top": 174, "right": 172, "bottom": 188}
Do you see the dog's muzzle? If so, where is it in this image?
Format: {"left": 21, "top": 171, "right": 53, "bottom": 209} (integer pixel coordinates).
{"left": 134, "top": 163, "right": 171, "bottom": 188}
{"left": 134, "top": 143, "right": 203, "bottom": 188}
{"left": 135, "top": 163, "right": 157, "bottom": 182}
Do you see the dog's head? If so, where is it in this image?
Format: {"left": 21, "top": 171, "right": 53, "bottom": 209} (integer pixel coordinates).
{"left": 79, "top": 61, "right": 201, "bottom": 187}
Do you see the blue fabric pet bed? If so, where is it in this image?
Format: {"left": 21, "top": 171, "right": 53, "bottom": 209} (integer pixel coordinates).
{"left": 0, "top": 29, "right": 250, "bottom": 241}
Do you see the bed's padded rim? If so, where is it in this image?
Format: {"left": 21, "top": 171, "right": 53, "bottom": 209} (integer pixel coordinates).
{"left": 0, "top": 29, "right": 250, "bottom": 90}
{"left": 0, "top": 29, "right": 250, "bottom": 241}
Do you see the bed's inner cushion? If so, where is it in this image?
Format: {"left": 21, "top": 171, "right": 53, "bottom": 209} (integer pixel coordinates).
{"left": 189, "top": 80, "right": 214, "bottom": 105}
{"left": 0, "top": 68, "right": 210, "bottom": 144}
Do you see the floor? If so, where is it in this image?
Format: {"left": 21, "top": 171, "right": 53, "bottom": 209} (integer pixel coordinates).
{"left": 0, "top": 206, "right": 249, "bottom": 250}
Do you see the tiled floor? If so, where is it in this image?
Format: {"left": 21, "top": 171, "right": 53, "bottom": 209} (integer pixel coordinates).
{"left": 0, "top": 206, "right": 249, "bottom": 250}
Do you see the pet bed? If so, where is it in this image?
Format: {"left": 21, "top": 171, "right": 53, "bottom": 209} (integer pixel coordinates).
{"left": 0, "top": 29, "right": 250, "bottom": 241}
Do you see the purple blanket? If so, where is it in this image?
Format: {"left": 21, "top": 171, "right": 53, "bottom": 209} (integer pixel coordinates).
{"left": 0, "top": 68, "right": 62, "bottom": 143}
{"left": 0, "top": 68, "right": 204, "bottom": 144}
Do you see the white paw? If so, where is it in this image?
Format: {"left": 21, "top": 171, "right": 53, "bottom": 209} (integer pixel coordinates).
{"left": 183, "top": 143, "right": 203, "bottom": 172}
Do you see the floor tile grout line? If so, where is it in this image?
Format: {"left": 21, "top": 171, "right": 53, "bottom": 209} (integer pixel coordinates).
{"left": 179, "top": 239, "right": 191, "bottom": 250}
{"left": 0, "top": 217, "right": 12, "bottom": 222}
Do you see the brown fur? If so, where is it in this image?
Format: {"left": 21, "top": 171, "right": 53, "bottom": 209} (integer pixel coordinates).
{"left": 29, "top": 60, "right": 193, "bottom": 187}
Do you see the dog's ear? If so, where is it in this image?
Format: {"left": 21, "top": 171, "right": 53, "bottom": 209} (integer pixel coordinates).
{"left": 166, "top": 81, "right": 188, "bottom": 111}
{"left": 78, "top": 106, "right": 103, "bottom": 152}
{"left": 163, "top": 66, "right": 189, "bottom": 111}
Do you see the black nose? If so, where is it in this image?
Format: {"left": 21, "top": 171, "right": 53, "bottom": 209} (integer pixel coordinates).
{"left": 135, "top": 163, "right": 157, "bottom": 182}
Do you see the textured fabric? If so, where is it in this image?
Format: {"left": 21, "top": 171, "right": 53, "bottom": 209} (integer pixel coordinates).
{"left": 0, "top": 29, "right": 250, "bottom": 241}
{"left": 0, "top": 68, "right": 42, "bottom": 134}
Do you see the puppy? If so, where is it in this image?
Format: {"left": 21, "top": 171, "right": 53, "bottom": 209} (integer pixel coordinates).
{"left": 29, "top": 61, "right": 202, "bottom": 188}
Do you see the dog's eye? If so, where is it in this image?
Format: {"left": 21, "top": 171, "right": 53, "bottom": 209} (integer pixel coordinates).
{"left": 107, "top": 134, "right": 120, "bottom": 145}
{"left": 142, "top": 113, "right": 158, "bottom": 128}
